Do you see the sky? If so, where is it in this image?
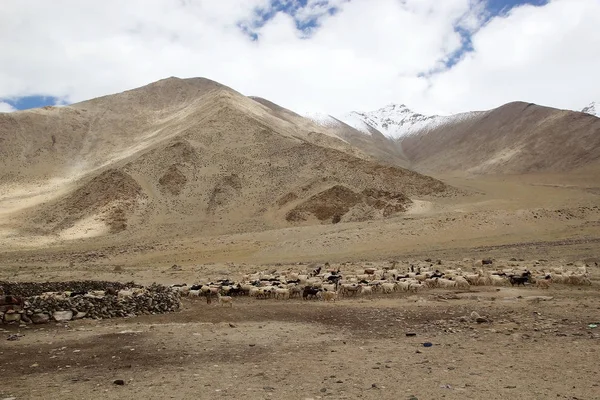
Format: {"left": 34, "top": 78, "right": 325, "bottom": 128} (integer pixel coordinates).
{"left": 0, "top": 0, "right": 599, "bottom": 116}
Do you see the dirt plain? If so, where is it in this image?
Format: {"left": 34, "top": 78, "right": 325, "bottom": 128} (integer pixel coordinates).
{"left": 1, "top": 172, "right": 600, "bottom": 400}
{"left": 1, "top": 77, "right": 600, "bottom": 399}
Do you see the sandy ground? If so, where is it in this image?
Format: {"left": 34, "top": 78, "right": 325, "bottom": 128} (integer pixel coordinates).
{"left": 2, "top": 284, "right": 600, "bottom": 400}
{"left": 1, "top": 173, "right": 599, "bottom": 270}
{"left": 1, "top": 173, "right": 600, "bottom": 400}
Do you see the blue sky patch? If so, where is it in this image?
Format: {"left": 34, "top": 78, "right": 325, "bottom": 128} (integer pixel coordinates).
{"left": 1, "top": 95, "right": 64, "bottom": 111}
{"left": 486, "top": 0, "right": 549, "bottom": 17}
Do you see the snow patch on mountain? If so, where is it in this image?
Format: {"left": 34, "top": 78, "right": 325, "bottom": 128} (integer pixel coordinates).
{"left": 343, "top": 104, "right": 487, "bottom": 139}
{"left": 307, "top": 100, "right": 599, "bottom": 138}
{"left": 304, "top": 112, "right": 339, "bottom": 128}
{"left": 307, "top": 103, "right": 484, "bottom": 139}
{"left": 336, "top": 112, "right": 376, "bottom": 134}
{"left": 582, "top": 101, "right": 599, "bottom": 117}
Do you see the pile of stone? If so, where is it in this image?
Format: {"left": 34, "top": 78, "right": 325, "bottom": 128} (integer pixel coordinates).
{"left": 1, "top": 281, "right": 180, "bottom": 324}
{"left": 0, "top": 280, "right": 138, "bottom": 298}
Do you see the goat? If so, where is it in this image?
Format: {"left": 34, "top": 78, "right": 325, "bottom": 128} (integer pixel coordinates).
{"left": 508, "top": 275, "right": 529, "bottom": 286}
{"left": 302, "top": 286, "right": 321, "bottom": 300}
{"left": 216, "top": 293, "right": 233, "bottom": 307}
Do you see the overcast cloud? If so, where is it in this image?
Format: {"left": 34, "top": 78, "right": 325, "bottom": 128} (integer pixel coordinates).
{"left": 0, "top": 0, "right": 598, "bottom": 115}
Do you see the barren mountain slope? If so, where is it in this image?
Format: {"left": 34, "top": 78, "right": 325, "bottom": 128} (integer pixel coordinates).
{"left": 0, "top": 78, "right": 455, "bottom": 245}
{"left": 399, "top": 102, "right": 600, "bottom": 175}
{"left": 313, "top": 114, "right": 410, "bottom": 168}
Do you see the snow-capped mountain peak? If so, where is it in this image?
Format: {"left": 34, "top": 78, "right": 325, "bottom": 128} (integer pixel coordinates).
{"left": 307, "top": 100, "right": 598, "bottom": 140}
{"left": 582, "top": 101, "right": 599, "bottom": 117}
{"left": 341, "top": 103, "right": 439, "bottom": 138}
{"left": 307, "top": 103, "right": 483, "bottom": 139}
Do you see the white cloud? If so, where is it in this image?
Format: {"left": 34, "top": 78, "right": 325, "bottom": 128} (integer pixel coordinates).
{"left": 0, "top": 0, "right": 598, "bottom": 116}
{"left": 0, "top": 102, "right": 16, "bottom": 113}
{"left": 425, "top": 0, "right": 600, "bottom": 114}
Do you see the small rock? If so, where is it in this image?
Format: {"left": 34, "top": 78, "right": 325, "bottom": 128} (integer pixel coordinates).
{"left": 263, "top": 386, "right": 275, "bottom": 392}
{"left": 320, "top": 388, "right": 327, "bottom": 393}
{"left": 405, "top": 332, "right": 416, "bottom": 337}
{"left": 228, "top": 323, "right": 236, "bottom": 328}
{"left": 113, "top": 379, "right": 125, "bottom": 385}
{"left": 476, "top": 317, "right": 489, "bottom": 324}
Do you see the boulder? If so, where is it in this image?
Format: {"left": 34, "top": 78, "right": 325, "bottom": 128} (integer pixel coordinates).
{"left": 32, "top": 313, "right": 50, "bottom": 324}
{"left": 53, "top": 310, "right": 73, "bottom": 322}
{"left": 3, "top": 310, "right": 21, "bottom": 323}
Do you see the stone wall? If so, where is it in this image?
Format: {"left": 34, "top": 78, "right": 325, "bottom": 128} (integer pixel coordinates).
{"left": 0, "top": 280, "right": 140, "bottom": 298}
{"left": 1, "top": 282, "right": 180, "bottom": 324}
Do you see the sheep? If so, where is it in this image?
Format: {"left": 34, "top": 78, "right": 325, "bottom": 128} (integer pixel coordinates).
{"left": 360, "top": 285, "right": 373, "bottom": 296}
{"left": 322, "top": 290, "right": 338, "bottom": 302}
{"left": 275, "top": 288, "right": 290, "bottom": 300}
{"left": 188, "top": 289, "right": 202, "bottom": 297}
{"left": 381, "top": 282, "right": 396, "bottom": 294}
{"left": 171, "top": 284, "right": 190, "bottom": 296}
{"left": 464, "top": 274, "right": 481, "bottom": 285}
{"left": 216, "top": 293, "right": 233, "bottom": 307}
{"left": 535, "top": 276, "right": 552, "bottom": 289}
{"left": 488, "top": 275, "right": 508, "bottom": 287}
{"left": 340, "top": 284, "right": 361, "bottom": 297}
{"left": 425, "top": 278, "right": 438, "bottom": 289}
{"left": 289, "top": 286, "right": 302, "bottom": 298}
{"left": 409, "top": 281, "right": 424, "bottom": 292}
{"left": 567, "top": 274, "right": 592, "bottom": 286}
{"left": 436, "top": 278, "right": 457, "bottom": 289}
{"left": 550, "top": 274, "right": 567, "bottom": 284}
{"left": 396, "top": 281, "right": 411, "bottom": 292}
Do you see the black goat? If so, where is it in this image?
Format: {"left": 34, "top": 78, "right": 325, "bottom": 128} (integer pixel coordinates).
{"left": 302, "top": 286, "right": 321, "bottom": 300}
{"left": 509, "top": 275, "right": 529, "bottom": 286}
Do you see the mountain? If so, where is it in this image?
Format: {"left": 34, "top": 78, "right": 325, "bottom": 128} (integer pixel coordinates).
{"left": 307, "top": 104, "right": 482, "bottom": 139}
{"left": 582, "top": 101, "right": 599, "bottom": 117}
{"left": 0, "top": 77, "right": 454, "bottom": 243}
{"left": 304, "top": 112, "right": 410, "bottom": 167}
{"left": 308, "top": 101, "right": 600, "bottom": 175}
{"left": 338, "top": 104, "right": 482, "bottom": 139}
{"left": 399, "top": 102, "right": 600, "bottom": 175}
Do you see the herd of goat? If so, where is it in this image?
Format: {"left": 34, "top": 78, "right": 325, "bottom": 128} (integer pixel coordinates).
{"left": 170, "top": 261, "right": 594, "bottom": 305}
